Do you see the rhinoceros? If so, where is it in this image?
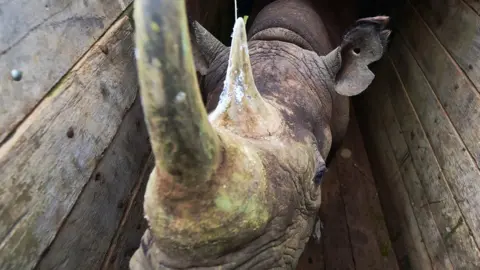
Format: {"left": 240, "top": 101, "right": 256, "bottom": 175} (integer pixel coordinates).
{"left": 130, "top": 0, "right": 391, "bottom": 269}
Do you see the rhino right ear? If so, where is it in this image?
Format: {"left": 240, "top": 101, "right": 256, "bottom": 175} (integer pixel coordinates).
{"left": 324, "top": 16, "right": 391, "bottom": 96}
{"left": 188, "top": 19, "right": 227, "bottom": 75}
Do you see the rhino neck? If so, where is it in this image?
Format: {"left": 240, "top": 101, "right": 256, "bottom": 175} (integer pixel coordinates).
{"left": 248, "top": 0, "right": 334, "bottom": 55}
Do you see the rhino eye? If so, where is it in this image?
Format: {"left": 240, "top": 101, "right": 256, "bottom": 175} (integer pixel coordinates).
{"left": 353, "top": 47, "right": 361, "bottom": 55}
{"left": 313, "top": 167, "right": 326, "bottom": 185}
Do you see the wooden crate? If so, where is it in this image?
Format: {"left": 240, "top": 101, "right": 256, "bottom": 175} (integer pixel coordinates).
{"left": 354, "top": 0, "right": 480, "bottom": 269}
{"left": 5, "top": 0, "right": 477, "bottom": 269}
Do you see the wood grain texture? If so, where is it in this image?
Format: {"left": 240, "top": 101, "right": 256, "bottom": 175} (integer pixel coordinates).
{"left": 0, "top": 0, "right": 133, "bottom": 144}
{"left": 361, "top": 60, "right": 456, "bottom": 269}
{"left": 0, "top": 16, "right": 137, "bottom": 270}
{"left": 101, "top": 155, "right": 154, "bottom": 270}
{"left": 408, "top": 0, "right": 480, "bottom": 92}
{"left": 355, "top": 1, "right": 480, "bottom": 266}
{"left": 388, "top": 33, "right": 480, "bottom": 254}
{"left": 376, "top": 76, "right": 453, "bottom": 270}
{"left": 382, "top": 52, "right": 480, "bottom": 268}
{"left": 396, "top": 1, "right": 480, "bottom": 171}
{"left": 355, "top": 77, "right": 433, "bottom": 270}
{"left": 336, "top": 110, "right": 399, "bottom": 270}
{"left": 186, "top": 0, "right": 237, "bottom": 44}
{"left": 319, "top": 158, "right": 356, "bottom": 270}
{"left": 297, "top": 237, "right": 325, "bottom": 269}
{"left": 35, "top": 99, "right": 150, "bottom": 270}
{"left": 464, "top": 0, "right": 480, "bottom": 15}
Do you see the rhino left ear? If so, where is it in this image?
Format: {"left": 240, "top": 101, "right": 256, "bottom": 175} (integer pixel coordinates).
{"left": 188, "top": 19, "right": 227, "bottom": 75}
{"left": 327, "top": 16, "right": 391, "bottom": 96}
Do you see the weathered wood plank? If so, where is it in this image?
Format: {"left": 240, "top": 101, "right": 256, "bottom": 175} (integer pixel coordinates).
{"left": 375, "top": 73, "right": 453, "bottom": 270}
{"left": 101, "top": 155, "right": 154, "bottom": 270}
{"left": 395, "top": 2, "right": 480, "bottom": 171}
{"left": 382, "top": 52, "right": 480, "bottom": 268}
{"left": 297, "top": 238, "right": 325, "bottom": 270}
{"left": 0, "top": 0, "right": 133, "bottom": 144}
{"left": 355, "top": 76, "right": 432, "bottom": 270}
{"left": 388, "top": 32, "right": 480, "bottom": 253}
{"left": 186, "top": 0, "right": 236, "bottom": 44}
{"left": 35, "top": 99, "right": 150, "bottom": 270}
{"left": 464, "top": 0, "right": 480, "bottom": 15}
{"left": 400, "top": 157, "right": 454, "bottom": 270}
{"left": 312, "top": 0, "right": 358, "bottom": 45}
{"left": 0, "top": 16, "right": 137, "bottom": 270}
{"left": 408, "top": 0, "right": 480, "bottom": 92}
{"left": 336, "top": 110, "right": 399, "bottom": 270}
{"left": 319, "top": 158, "right": 356, "bottom": 270}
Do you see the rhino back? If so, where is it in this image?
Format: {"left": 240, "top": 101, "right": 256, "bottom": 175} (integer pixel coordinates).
{"left": 247, "top": 0, "right": 334, "bottom": 55}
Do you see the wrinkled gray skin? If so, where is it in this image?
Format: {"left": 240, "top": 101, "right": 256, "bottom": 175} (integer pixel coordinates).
{"left": 130, "top": 0, "right": 390, "bottom": 269}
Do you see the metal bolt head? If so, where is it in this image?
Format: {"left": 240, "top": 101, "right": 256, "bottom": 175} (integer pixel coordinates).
{"left": 11, "top": 69, "right": 22, "bottom": 81}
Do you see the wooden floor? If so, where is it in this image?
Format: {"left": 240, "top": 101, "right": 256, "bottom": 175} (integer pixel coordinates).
{"left": 296, "top": 109, "right": 400, "bottom": 270}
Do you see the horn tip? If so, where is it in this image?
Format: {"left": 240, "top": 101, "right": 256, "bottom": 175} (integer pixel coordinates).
{"left": 233, "top": 17, "right": 246, "bottom": 31}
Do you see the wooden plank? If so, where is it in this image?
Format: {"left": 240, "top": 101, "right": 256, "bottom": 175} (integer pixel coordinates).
{"left": 408, "top": 0, "right": 480, "bottom": 92}
{"left": 400, "top": 157, "right": 454, "bottom": 270}
{"left": 319, "top": 158, "right": 356, "bottom": 270}
{"left": 375, "top": 72, "right": 453, "bottom": 270}
{"left": 35, "top": 99, "right": 150, "bottom": 269}
{"left": 0, "top": 0, "right": 133, "bottom": 143}
{"left": 464, "top": 0, "right": 480, "bottom": 16}
{"left": 336, "top": 110, "right": 399, "bottom": 270}
{"left": 381, "top": 53, "right": 480, "bottom": 268}
{"left": 101, "top": 155, "right": 154, "bottom": 270}
{"left": 0, "top": 16, "right": 137, "bottom": 270}
{"left": 396, "top": 2, "right": 480, "bottom": 171}
{"left": 297, "top": 238, "right": 325, "bottom": 270}
{"left": 312, "top": 0, "right": 358, "bottom": 45}
{"left": 186, "top": 0, "right": 236, "bottom": 44}
{"left": 355, "top": 76, "right": 432, "bottom": 270}
{"left": 388, "top": 32, "right": 480, "bottom": 251}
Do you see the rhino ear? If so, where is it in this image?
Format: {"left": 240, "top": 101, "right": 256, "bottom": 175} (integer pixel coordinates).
{"left": 330, "top": 16, "right": 391, "bottom": 96}
{"left": 188, "top": 19, "right": 227, "bottom": 75}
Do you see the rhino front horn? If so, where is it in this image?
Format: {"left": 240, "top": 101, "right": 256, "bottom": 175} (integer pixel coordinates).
{"left": 133, "top": 0, "right": 221, "bottom": 189}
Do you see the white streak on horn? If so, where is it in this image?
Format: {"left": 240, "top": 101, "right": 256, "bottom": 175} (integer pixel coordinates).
{"left": 208, "top": 18, "right": 278, "bottom": 135}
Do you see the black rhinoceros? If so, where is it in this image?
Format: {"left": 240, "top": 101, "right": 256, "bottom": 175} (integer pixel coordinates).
{"left": 130, "top": 0, "right": 390, "bottom": 268}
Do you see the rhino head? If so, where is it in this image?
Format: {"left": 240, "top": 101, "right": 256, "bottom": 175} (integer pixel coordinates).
{"left": 130, "top": 0, "right": 390, "bottom": 269}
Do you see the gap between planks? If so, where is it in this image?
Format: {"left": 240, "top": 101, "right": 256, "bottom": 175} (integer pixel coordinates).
{"left": 391, "top": 2, "right": 480, "bottom": 251}
{"left": 355, "top": 87, "right": 435, "bottom": 270}
{"left": 0, "top": 15, "right": 138, "bottom": 270}
{"left": 386, "top": 56, "right": 480, "bottom": 267}
{"left": 407, "top": 0, "right": 480, "bottom": 93}
{"left": 101, "top": 153, "right": 154, "bottom": 270}
{"left": 366, "top": 65, "right": 454, "bottom": 269}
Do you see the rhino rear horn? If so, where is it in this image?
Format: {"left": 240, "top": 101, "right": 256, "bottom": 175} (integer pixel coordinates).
{"left": 208, "top": 18, "right": 280, "bottom": 136}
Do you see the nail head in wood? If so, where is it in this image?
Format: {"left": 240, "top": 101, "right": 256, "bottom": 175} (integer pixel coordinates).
{"left": 11, "top": 69, "right": 23, "bottom": 81}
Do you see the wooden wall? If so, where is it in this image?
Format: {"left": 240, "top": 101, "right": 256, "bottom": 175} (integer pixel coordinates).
{"left": 0, "top": 1, "right": 233, "bottom": 269}
{"left": 354, "top": 0, "right": 480, "bottom": 269}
